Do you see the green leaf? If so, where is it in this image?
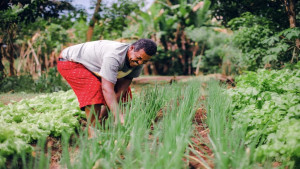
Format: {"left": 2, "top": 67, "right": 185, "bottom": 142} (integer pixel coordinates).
{"left": 262, "top": 36, "right": 279, "bottom": 46}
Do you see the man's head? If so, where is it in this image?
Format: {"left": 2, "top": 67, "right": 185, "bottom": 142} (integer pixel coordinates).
{"left": 127, "top": 39, "right": 157, "bottom": 68}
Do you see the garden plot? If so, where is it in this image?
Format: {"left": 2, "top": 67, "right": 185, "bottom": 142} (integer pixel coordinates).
{"left": 0, "top": 80, "right": 212, "bottom": 169}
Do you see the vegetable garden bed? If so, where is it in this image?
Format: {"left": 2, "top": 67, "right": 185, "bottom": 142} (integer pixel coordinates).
{"left": 0, "top": 68, "right": 299, "bottom": 169}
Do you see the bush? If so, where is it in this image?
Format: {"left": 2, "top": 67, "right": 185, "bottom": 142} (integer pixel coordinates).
{"left": 228, "top": 12, "right": 300, "bottom": 71}
{"left": 0, "top": 67, "right": 70, "bottom": 93}
{"left": 186, "top": 26, "right": 240, "bottom": 74}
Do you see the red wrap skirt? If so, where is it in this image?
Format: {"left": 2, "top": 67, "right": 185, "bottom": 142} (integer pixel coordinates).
{"left": 57, "top": 59, "right": 132, "bottom": 110}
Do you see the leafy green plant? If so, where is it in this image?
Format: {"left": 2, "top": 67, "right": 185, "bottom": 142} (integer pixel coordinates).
{"left": 205, "top": 77, "right": 298, "bottom": 168}
{"left": 230, "top": 25, "right": 273, "bottom": 70}
{"left": 92, "top": 0, "right": 139, "bottom": 40}
{"left": 0, "top": 90, "right": 83, "bottom": 166}
{"left": 228, "top": 12, "right": 276, "bottom": 31}
{"left": 0, "top": 74, "right": 35, "bottom": 93}
{"left": 227, "top": 66, "right": 300, "bottom": 163}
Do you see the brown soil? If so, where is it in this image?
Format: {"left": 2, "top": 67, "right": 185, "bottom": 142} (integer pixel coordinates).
{"left": 188, "top": 108, "right": 214, "bottom": 169}
{"left": 47, "top": 137, "right": 63, "bottom": 169}
{"left": 30, "top": 137, "right": 63, "bottom": 169}
{"left": 132, "top": 74, "right": 234, "bottom": 85}
{"left": 132, "top": 75, "right": 193, "bottom": 84}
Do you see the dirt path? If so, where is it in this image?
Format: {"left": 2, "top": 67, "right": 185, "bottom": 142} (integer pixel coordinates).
{"left": 133, "top": 74, "right": 233, "bottom": 84}
{"left": 189, "top": 108, "right": 213, "bottom": 169}
{"left": 0, "top": 93, "right": 41, "bottom": 105}
{"left": 132, "top": 75, "right": 193, "bottom": 84}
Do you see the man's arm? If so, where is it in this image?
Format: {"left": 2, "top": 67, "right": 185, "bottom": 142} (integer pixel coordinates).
{"left": 101, "top": 78, "right": 121, "bottom": 123}
{"left": 101, "top": 77, "right": 132, "bottom": 123}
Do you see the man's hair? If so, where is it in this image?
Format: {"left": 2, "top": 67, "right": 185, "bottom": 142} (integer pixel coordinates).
{"left": 132, "top": 39, "right": 157, "bottom": 56}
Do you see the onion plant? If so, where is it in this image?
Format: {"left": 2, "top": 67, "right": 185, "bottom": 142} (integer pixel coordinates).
{"left": 204, "top": 80, "right": 289, "bottom": 169}
{"left": 59, "top": 81, "right": 203, "bottom": 169}
{"left": 205, "top": 80, "right": 253, "bottom": 169}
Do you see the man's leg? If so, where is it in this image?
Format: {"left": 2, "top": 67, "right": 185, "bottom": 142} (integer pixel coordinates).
{"left": 99, "top": 105, "right": 124, "bottom": 125}
{"left": 99, "top": 105, "right": 108, "bottom": 121}
{"left": 57, "top": 60, "right": 106, "bottom": 136}
{"left": 85, "top": 104, "right": 102, "bottom": 138}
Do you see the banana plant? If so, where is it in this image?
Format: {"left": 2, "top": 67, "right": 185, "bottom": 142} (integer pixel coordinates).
{"left": 129, "top": 0, "right": 212, "bottom": 75}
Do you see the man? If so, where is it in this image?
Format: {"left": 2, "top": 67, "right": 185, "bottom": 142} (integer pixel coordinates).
{"left": 57, "top": 39, "right": 157, "bottom": 135}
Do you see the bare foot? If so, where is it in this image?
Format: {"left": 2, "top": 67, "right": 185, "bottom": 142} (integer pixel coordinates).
{"left": 88, "top": 126, "right": 100, "bottom": 139}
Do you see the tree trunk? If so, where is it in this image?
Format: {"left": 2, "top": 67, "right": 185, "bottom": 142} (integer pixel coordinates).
{"left": 17, "top": 43, "right": 27, "bottom": 75}
{"left": 143, "top": 62, "right": 150, "bottom": 75}
{"left": 8, "top": 43, "right": 15, "bottom": 76}
{"left": 28, "top": 41, "right": 41, "bottom": 76}
{"left": 0, "top": 45, "right": 5, "bottom": 78}
{"left": 195, "top": 43, "right": 205, "bottom": 76}
{"left": 284, "top": 0, "right": 300, "bottom": 49}
{"left": 151, "top": 62, "right": 158, "bottom": 75}
{"left": 45, "top": 53, "right": 49, "bottom": 72}
{"left": 50, "top": 51, "right": 56, "bottom": 68}
{"left": 86, "top": 0, "right": 102, "bottom": 41}
{"left": 174, "top": 24, "right": 185, "bottom": 74}
{"left": 180, "top": 29, "right": 190, "bottom": 75}
{"left": 0, "top": 43, "right": 4, "bottom": 75}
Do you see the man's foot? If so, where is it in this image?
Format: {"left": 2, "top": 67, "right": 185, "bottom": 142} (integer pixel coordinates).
{"left": 88, "top": 126, "right": 101, "bottom": 139}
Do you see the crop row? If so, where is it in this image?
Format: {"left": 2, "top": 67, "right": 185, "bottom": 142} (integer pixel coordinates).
{"left": 228, "top": 68, "right": 300, "bottom": 162}
{"left": 0, "top": 90, "right": 84, "bottom": 166}
{"left": 0, "top": 81, "right": 204, "bottom": 169}
{"left": 205, "top": 67, "right": 299, "bottom": 168}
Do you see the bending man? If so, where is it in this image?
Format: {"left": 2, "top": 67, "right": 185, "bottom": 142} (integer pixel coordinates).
{"left": 57, "top": 39, "right": 157, "bottom": 135}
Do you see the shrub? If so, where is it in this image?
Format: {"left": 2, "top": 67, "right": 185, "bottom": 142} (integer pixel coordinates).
{"left": 0, "top": 67, "right": 70, "bottom": 93}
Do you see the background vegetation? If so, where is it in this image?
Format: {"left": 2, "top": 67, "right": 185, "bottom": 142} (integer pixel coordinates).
{"left": 0, "top": 0, "right": 299, "bottom": 93}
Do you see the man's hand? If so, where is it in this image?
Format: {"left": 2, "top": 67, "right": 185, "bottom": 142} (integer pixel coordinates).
{"left": 115, "top": 78, "right": 132, "bottom": 101}
{"left": 118, "top": 113, "right": 124, "bottom": 125}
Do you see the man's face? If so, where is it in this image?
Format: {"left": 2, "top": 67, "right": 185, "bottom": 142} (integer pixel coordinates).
{"left": 127, "top": 46, "right": 151, "bottom": 68}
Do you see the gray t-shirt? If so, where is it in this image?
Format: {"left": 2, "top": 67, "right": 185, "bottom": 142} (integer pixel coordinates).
{"left": 61, "top": 40, "right": 143, "bottom": 84}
